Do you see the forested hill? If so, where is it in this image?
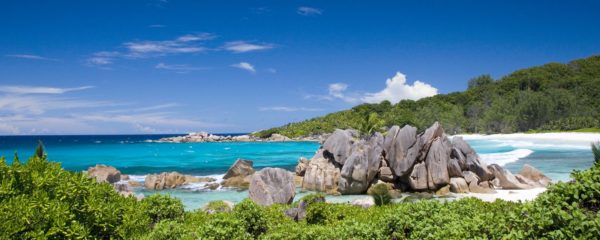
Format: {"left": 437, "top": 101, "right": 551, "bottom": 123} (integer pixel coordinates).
{"left": 254, "top": 55, "right": 600, "bottom": 138}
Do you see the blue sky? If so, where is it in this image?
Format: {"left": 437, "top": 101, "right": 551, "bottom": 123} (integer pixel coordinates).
{"left": 1, "top": 0, "right": 600, "bottom": 135}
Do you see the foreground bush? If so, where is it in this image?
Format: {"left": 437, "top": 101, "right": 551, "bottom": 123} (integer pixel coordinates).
{"left": 1, "top": 145, "right": 600, "bottom": 239}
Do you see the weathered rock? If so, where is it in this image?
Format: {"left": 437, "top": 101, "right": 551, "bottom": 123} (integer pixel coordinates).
{"left": 223, "top": 159, "right": 255, "bottom": 179}
{"left": 249, "top": 168, "right": 296, "bottom": 206}
{"left": 128, "top": 180, "right": 141, "bottom": 187}
{"left": 450, "top": 147, "right": 467, "bottom": 170}
{"left": 449, "top": 177, "right": 469, "bottom": 193}
{"left": 351, "top": 197, "right": 375, "bottom": 208}
{"left": 144, "top": 172, "right": 187, "bottom": 190}
{"left": 519, "top": 164, "right": 551, "bottom": 187}
{"left": 409, "top": 162, "right": 428, "bottom": 191}
{"left": 435, "top": 185, "right": 450, "bottom": 196}
{"left": 221, "top": 175, "right": 252, "bottom": 189}
{"left": 206, "top": 182, "right": 220, "bottom": 190}
{"left": 425, "top": 138, "right": 450, "bottom": 190}
{"left": 384, "top": 125, "right": 421, "bottom": 177}
{"left": 465, "top": 153, "right": 494, "bottom": 181}
{"left": 452, "top": 136, "right": 475, "bottom": 156}
{"left": 378, "top": 167, "right": 394, "bottom": 182}
{"left": 87, "top": 164, "right": 121, "bottom": 183}
{"left": 294, "top": 175, "right": 303, "bottom": 187}
{"left": 120, "top": 175, "right": 130, "bottom": 181}
{"left": 184, "top": 176, "right": 216, "bottom": 183}
{"left": 463, "top": 171, "right": 496, "bottom": 194}
{"left": 448, "top": 158, "right": 463, "bottom": 178}
{"left": 338, "top": 134, "right": 383, "bottom": 194}
{"left": 488, "top": 164, "right": 532, "bottom": 189}
{"left": 302, "top": 150, "right": 341, "bottom": 194}
{"left": 114, "top": 182, "right": 130, "bottom": 192}
{"left": 285, "top": 195, "right": 326, "bottom": 221}
{"left": 322, "top": 129, "right": 357, "bottom": 165}
{"left": 269, "top": 133, "right": 291, "bottom": 141}
{"left": 295, "top": 157, "right": 309, "bottom": 176}
{"left": 419, "top": 122, "right": 445, "bottom": 159}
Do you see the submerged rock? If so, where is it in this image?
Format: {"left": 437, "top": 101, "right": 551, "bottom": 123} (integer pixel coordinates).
{"left": 249, "top": 168, "right": 296, "bottom": 206}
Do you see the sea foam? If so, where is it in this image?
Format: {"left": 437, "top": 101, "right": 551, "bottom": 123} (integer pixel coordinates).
{"left": 479, "top": 149, "right": 534, "bottom": 166}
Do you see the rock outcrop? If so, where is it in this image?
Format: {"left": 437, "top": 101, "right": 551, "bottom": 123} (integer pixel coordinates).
{"left": 158, "top": 132, "right": 321, "bottom": 143}
{"left": 224, "top": 159, "right": 255, "bottom": 179}
{"left": 249, "top": 168, "right": 296, "bottom": 206}
{"left": 144, "top": 172, "right": 186, "bottom": 190}
{"left": 302, "top": 150, "right": 341, "bottom": 194}
{"left": 295, "top": 157, "right": 309, "bottom": 176}
{"left": 87, "top": 164, "right": 121, "bottom": 183}
{"left": 221, "top": 159, "right": 255, "bottom": 189}
{"left": 295, "top": 122, "right": 552, "bottom": 195}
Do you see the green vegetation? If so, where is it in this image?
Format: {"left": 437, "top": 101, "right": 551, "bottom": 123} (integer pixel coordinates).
{"left": 593, "top": 142, "right": 599, "bottom": 164}
{"left": 254, "top": 55, "right": 600, "bottom": 138}
{"left": 2, "top": 144, "right": 600, "bottom": 239}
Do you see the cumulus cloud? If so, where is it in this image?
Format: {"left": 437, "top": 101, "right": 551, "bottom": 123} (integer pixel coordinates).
{"left": 306, "top": 72, "right": 438, "bottom": 104}
{"left": 259, "top": 106, "right": 322, "bottom": 112}
{"left": 297, "top": 6, "right": 322, "bottom": 16}
{"left": 361, "top": 72, "right": 438, "bottom": 103}
{"left": 231, "top": 62, "right": 256, "bottom": 73}
{"left": 223, "top": 41, "right": 274, "bottom": 53}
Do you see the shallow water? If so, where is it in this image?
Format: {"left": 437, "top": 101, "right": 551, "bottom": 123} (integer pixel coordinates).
{"left": 0, "top": 133, "right": 596, "bottom": 209}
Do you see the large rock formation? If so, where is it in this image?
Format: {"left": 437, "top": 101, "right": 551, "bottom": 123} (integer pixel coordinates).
{"left": 249, "top": 168, "right": 296, "bottom": 206}
{"left": 87, "top": 164, "right": 121, "bottom": 183}
{"left": 297, "top": 122, "right": 551, "bottom": 195}
{"left": 302, "top": 149, "right": 341, "bottom": 194}
{"left": 338, "top": 133, "right": 383, "bottom": 194}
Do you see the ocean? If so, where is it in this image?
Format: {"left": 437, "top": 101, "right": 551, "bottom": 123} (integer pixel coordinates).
{"left": 0, "top": 133, "right": 597, "bottom": 209}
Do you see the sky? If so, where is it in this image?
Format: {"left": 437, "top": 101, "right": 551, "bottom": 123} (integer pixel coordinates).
{"left": 1, "top": 0, "right": 600, "bottom": 135}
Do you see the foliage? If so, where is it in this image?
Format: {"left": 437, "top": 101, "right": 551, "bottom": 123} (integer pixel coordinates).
{"left": 3, "top": 145, "right": 600, "bottom": 239}
{"left": 368, "top": 183, "right": 392, "bottom": 206}
{"left": 142, "top": 194, "right": 185, "bottom": 225}
{"left": 254, "top": 55, "right": 600, "bottom": 137}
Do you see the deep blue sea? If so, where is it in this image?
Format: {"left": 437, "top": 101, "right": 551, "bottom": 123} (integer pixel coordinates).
{"left": 0, "top": 133, "right": 596, "bottom": 209}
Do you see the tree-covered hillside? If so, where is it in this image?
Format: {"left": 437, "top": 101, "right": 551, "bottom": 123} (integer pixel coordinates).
{"left": 254, "top": 55, "right": 600, "bottom": 138}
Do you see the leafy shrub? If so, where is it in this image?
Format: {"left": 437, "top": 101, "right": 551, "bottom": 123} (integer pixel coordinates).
{"left": 233, "top": 199, "right": 268, "bottom": 238}
{"left": 142, "top": 194, "right": 185, "bottom": 225}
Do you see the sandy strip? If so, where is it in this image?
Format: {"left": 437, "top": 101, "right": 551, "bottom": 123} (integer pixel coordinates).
{"left": 456, "top": 132, "right": 600, "bottom": 145}
{"left": 457, "top": 188, "right": 547, "bottom": 202}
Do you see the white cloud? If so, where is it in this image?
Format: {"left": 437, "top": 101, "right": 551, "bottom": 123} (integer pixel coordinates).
{"left": 306, "top": 72, "right": 438, "bottom": 104}
{"left": 0, "top": 95, "right": 110, "bottom": 115}
{"left": 231, "top": 62, "right": 256, "bottom": 73}
{"left": 361, "top": 72, "right": 438, "bottom": 103}
{"left": 259, "top": 106, "right": 323, "bottom": 112}
{"left": 223, "top": 41, "right": 274, "bottom": 53}
{"left": 5, "top": 54, "right": 58, "bottom": 61}
{"left": 297, "top": 6, "right": 322, "bottom": 16}
{"left": 155, "top": 63, "right": 205, "bottom": 73}
{"left": 86, "top": 33, "right": 215, "bottom": 65}
{"left": 0, "top": 85, "right": 93, "bottom": 95}
{"left": 149, "top": 24, "right": 166, "bottom": 28}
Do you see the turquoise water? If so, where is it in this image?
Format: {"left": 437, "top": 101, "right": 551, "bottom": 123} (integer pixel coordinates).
{"left": 0, "top": 134, "right": 596, "bottom": 209}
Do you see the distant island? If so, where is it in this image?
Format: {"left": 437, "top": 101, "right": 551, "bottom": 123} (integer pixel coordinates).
{"left": 254, "top": 55, "right": 600, "bottom": 138}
